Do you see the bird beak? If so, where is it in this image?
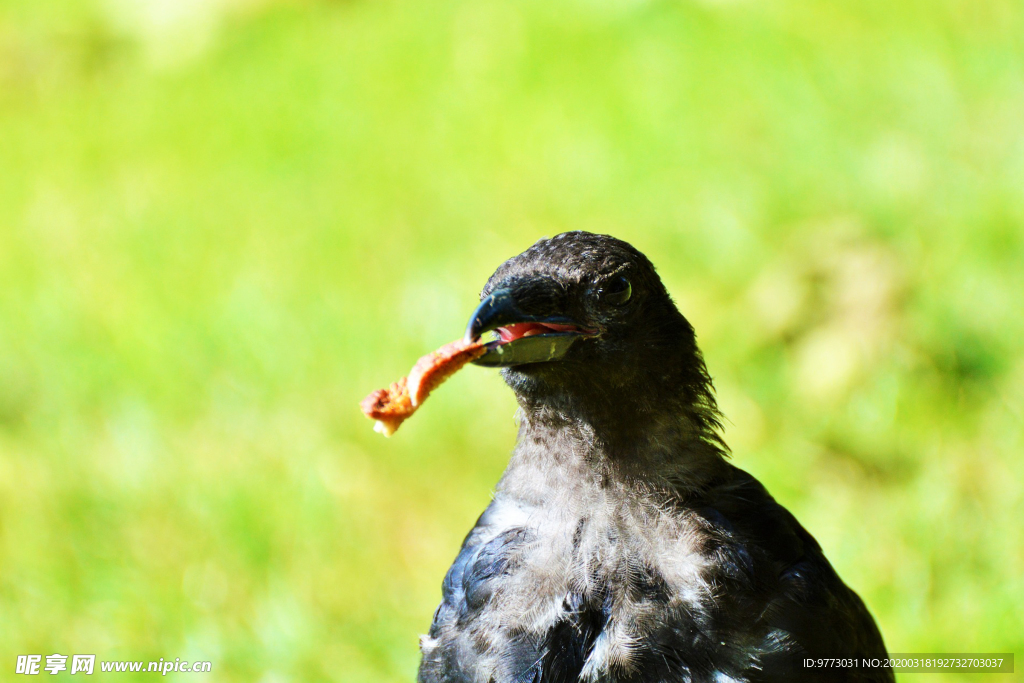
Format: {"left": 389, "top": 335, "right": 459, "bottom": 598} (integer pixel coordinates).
{"left": 464, "top": 288, "right": 598, "bottom": 367}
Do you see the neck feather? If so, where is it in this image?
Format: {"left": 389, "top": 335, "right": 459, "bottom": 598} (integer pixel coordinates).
{"left": 498, "top": 398, "right": 729, "bottom": 505}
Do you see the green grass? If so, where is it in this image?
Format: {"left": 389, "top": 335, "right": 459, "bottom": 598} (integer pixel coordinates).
{"left": 1, "top": 0, "right": 1022, "bottom": 680}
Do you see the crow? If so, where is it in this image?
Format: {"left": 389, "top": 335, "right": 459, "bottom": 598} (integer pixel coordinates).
{"left": 417, "top": 232, "right": 892, "bottom": 683}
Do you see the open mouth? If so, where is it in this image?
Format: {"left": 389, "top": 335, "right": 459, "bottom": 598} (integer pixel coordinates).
{"left": 464, "top": 288, "right": 598, "bottom": 368}
{"left": 465, "top": 287, "right": 600, "bottom": 367}
{"left": 494, "top": 322, "right": 598, "bottom": 344}
{"left": 473, "top": 320, "right": 599, "bottom": 367}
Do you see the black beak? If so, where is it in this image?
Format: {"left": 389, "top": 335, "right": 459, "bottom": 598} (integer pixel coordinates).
{"left": 464, "top": 288, "right": 597, "bottom": 367}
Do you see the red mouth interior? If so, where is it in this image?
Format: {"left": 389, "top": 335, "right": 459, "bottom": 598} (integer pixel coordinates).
{"left": 495, "top": 322, "right": 590, "bottom": 343}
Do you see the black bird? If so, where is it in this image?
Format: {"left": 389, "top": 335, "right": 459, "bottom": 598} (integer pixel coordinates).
{"left": 418, "top": 232, "right": 892, "bottom": 683}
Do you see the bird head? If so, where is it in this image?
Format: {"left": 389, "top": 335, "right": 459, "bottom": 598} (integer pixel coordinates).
{"left": 466, "top": 232, "right": 723, "bottom": 444}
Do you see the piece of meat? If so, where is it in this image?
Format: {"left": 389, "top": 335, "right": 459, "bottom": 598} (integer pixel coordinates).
{"left": 361, "top": 338, "right": 487, "bottom": 436}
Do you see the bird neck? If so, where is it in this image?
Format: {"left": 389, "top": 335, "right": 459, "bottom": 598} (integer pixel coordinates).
{"left": 500, "top": 400, "right": 730, "bottom": 504}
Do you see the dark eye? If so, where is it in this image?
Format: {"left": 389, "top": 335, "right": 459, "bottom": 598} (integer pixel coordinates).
{"left": 601, "top": 277, "right": 632, "bottom": 306}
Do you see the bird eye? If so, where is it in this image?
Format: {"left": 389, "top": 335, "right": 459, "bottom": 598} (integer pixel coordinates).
{"left": 601, "top": 277, "right": 632, "bottom": 306}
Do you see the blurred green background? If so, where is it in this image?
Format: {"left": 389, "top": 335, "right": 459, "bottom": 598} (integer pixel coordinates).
{"left": 1, "top": 0, "right": 1022, "bottom": 680}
